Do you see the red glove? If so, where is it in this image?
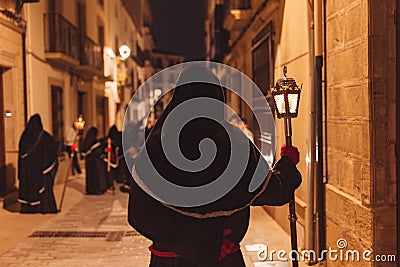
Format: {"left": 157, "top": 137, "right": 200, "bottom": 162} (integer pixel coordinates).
{"left": 105, "top": 147, "right": 112, "bottom": 153}
{"left": 219, "top": 228, "right": 240, "bottom": 261}
{"left": 71, "top": 144, "right": 77, "bottom": 151}
{"left": 281, "top": 144, "right": 300, "bottom": 165}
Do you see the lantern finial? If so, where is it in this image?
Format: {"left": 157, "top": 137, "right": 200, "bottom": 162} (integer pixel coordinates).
{"left": 283, "top": 65, "right": 287, "bottom": 78}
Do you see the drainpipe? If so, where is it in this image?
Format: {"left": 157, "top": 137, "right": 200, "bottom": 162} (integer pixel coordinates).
{"left": 396, "top": 1, "right": 400, "bottom": 265}
{"left": 306, "top": 0, "right": 316, "bottom": 260}
{"left": 22, "top": 29, "right": 27, "bottom": 124}
{"left": 314, "top": 0, "right": 326, "bottom": 261}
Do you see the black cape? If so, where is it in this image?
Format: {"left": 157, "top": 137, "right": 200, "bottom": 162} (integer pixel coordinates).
{"left": 128, "top": 65, "right": 302, "bottom": 266}
{"left": 18, "top": 114, "right": 58, "bottom": 213}
{"left": 107, "top": 125, "right": 125, "bottom": 183}
{"left": 81, "top": 127, "right": 108, "bottom": 194}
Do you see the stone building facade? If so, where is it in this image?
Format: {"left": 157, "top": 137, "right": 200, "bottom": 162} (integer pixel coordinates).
{"left": 0, "top": 0, "right": 157, "bottom": 207}
{"left": 206, "top": 0, "right": 398, "bottom": 265}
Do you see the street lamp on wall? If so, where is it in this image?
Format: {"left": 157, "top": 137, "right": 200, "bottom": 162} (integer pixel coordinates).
{"left": 104, "top": 45, "right": 131, "bottom": 61}
{"left": 118, "top": 44, "right": 131, "bottom": 61}
{"left": 104, "top": 44, "right": 131, "bottom": 101}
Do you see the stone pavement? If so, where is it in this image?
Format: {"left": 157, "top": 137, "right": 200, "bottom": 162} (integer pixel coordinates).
{"left": 0, "top": 174, "right": 308, "bottom": 267}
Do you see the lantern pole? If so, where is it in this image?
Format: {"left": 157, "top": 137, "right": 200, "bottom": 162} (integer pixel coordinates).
{"left": 58, "top": 115, "right": 85, "bottom": 212}
{"left": 284, "top": 117, "right": 293, "bottom": 146}
{"left": 285, "top": 116, "right": 299, "bottom": 267}
{"left": 271, "top": 66, "right": 300, "bottom": 267}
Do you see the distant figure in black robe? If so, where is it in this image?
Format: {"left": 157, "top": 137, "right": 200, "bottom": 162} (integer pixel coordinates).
{"left": 108, "top": 125, "right": 124, "bottom": 183}
{"left": 81, "top": 127, "right": 107, "bottom": 194}
{"left": 98, "top": 125, "right": 124, "bottom": 192}
{"left": 18, "top": 114, "right": 58, "bottom": 214}
{"left": 119, "top": 121, "right": 144, "bottom": 193}
{"left": 128, "top": 65, "right": 302, "bottom": 266}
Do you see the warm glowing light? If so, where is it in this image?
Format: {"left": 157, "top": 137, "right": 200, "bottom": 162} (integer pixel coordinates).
{"left": 119, "top": 45, "right": 131, "bottom": 60}
{"left": 74, "top": 115, "right": 85, "bottom": 130}
{"left": 154, "top": 89, "right": 162, "bottom": 98}
{"left": 230, "top": 9, "right": 242, "bottom": 19}
{"left": 104, "top": 47, "right": 116, "bottom": 58}
{"left": 288, "top": 93, "right": 299, "bottom": 113}
{"left": 273, "top": 94, "right": 286, "bottom": 114}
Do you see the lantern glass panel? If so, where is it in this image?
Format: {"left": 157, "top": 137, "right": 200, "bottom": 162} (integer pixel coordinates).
{"left": 274, "top": 94, "right": 286, "bottom": 114}
{"left": 288, "top": 93, "right": 299, "bottom": 114}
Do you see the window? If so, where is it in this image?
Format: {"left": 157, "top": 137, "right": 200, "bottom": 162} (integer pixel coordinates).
{"left": 96, "top": 96, "right": 108, "bottom": 136}
{"left": 251, "top": 23, "right": 274, "bottom": 155}
{"left": 252, "top": 23, "right": 273, "bottom": 96}
{"left": 77, "top": 2, "right": 87, "bottom": 35}
{"left": 48, "top": 0, "right": 62, "bottom": 14}
{"left": 51, "top": 86, "right": 64, "bottom": 155}
{"left": 98, "top": 19, "right": 105, "bottom": 73}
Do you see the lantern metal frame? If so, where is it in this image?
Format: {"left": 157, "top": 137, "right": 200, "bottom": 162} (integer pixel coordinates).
{"left": 271, "top": 66, "right": 302, "bottom": 119}
{"left": 73, "top": 114, "right": 86, "bottom": 131}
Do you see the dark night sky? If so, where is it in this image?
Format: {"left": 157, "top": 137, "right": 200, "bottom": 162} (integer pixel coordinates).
{"left": 149, "top": 0, "right": 205, "bottom": 61}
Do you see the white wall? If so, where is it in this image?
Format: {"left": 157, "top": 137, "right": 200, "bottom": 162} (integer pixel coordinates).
{"left": 0, "top": 22, "right": 25, "bottom": 192}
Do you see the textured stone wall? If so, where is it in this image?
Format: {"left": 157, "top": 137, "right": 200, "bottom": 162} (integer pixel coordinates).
{"left": 369, "top": 0, "right": 397, "bottom": 264}
{"left": 326, "top": 0, "right": 396, "bottom": 266}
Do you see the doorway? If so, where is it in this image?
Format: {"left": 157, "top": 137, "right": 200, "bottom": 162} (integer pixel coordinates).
{"left": 96, "top": 95, "right": 108, "bottom": 137}
{"left": 51, "top": 86, "right": 64, "bottom": 155}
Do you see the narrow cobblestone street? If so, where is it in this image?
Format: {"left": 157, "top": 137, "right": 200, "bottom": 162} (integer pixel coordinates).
{"left": 0, "top": 172, "right": 306, "bottom": 267}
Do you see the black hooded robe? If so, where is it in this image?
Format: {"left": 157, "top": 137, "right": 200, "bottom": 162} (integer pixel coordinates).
{"left": 128, "top": 66, "right": 302, "bottom": 267}
{"left": 18, "top": 114, "right": 58, "bottom": 214}
{"left": 81, "top": 127, "right": 108, "bottom": 194}
{"left": 97, "top": 126, "right": 124, "bottom": 190}
{"left": 107, "top": 125, "right": 125, "bottom": 183}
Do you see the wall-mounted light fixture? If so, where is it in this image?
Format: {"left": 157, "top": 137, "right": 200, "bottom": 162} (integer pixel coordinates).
{"left": 5, "top": 110, "right": 12, "bottom": 118}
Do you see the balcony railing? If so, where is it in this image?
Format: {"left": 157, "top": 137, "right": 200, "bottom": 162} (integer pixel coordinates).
{"left": 44, "top": 13, "right": 80, "bottom": 64}
{"left": 44, "top": 13, "right": 103, "bottom": 76}
{"left": 79, "top": 35, "right": 103, "bottom": 73}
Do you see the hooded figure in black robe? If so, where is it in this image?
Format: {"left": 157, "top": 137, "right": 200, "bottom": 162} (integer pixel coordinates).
{"left": 98, "top": 125, "right": 124, "bottom": 191}
{"left": 18, "top": 114, "right": 58, "bottom": 214}
{"left": 128, "top": 65, "right": 302, "bottom": 267}
{"left": 107, "top": 125, "right": 125, "bottom": 183}
{"left": 81, "top": 127, "right": 108, "bottom": 194}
